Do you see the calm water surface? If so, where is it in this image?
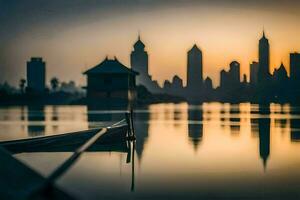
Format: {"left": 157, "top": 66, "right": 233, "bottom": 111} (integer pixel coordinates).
{"left": 1, "top": 103, "right": 300, "bottom": 199}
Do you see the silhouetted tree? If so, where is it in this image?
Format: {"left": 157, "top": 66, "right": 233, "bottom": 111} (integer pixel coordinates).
{"left": 19, "top": 78, "right": 26, "bottom": 94}
{"left": 50, "top": 77, "right": 60, "bottom": 91}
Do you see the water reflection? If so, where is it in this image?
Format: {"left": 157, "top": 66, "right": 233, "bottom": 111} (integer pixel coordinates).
{"left": 2, "top": 103, "right": 300, "bottom": 199}
{"left": 174, "top": 106, "right": 183, "bottom": 127}
{"left": 27, "top": 105, "right": 45, "bottom": 137}
{"left": 133, "top": 110, "right": 149, "bottom": 162}
{"left": 229, "top": 105, "right": 241, "bottom": 135}
{"left": 122, "top": 103, "right": 299, "bottom": 173}
{"left": 51, "top": 106, "right": 59, "bottom": 132}
{"left": 291, "top": 118, "right": 300, "bottom": 142}
{"left": 131, "top": 141, "right": 136, "bottom": 192}
{"left": 87, "top": 105, "right": 126, "bottom": 129}
{"left": 188, "top": 105, "right": 203, "bottom": 150}
{"left": 257, "top": 105, "right": 271, "bottom": 170}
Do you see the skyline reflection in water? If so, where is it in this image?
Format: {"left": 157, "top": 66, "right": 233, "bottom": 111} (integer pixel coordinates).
{"left": 1, "top": 103, "right": 300, "bottom": 199}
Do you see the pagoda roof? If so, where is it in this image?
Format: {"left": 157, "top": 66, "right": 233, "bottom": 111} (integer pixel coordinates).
{"left": 83, "top": 57, "right": 138, "bottom": 75}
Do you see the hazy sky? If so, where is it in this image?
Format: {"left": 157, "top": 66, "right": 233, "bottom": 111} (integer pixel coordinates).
{"left": 1, "top": 0, "right": 300, "bottom": 87}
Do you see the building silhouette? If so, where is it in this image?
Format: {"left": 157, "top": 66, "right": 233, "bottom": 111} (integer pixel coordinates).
{"left": 163, "top": 75, "right": 184, "bottom": 96}
{"left": 131, "top": 35, "right": 148, "bottom": 81}
{"left": 273, "top": 63, "right": 289, "bottom": 99}
{"left": 258, "top": 31, "right": 271, "bottom": 85}
{"left": 250, "top": 61, "right": 259, "bottom": 86}
{"left": 220, "top": 69, "right": 228, "bottom": 89}
{"left": 83, "top": 57, "right": 138, "bottom": 106}
{"left": 163, "top": 80, "right": 172, "bottom": 93}
{"left": 78, "top": 31, "right": 300, "bottom": 104}
{"left": 203, "top": 77, "right": 213, "bottom": 91}
{"left": 26, "top": 57, "right": 46, "bottom": 93}
{"left": 187, "top": 44, "right": 203, "bottom": 90}
{"left": 172, "top": 75, "right": 183, "bottom": 89}
{"left": 242, "top": 74, "right": 247, "bottom": 84}
{"left": 290, "top": 52, "right": 300, "bottom": 84}
{"left": 273, "top": 63, "right": 288, "bottom": 84}
{"left": 185, "top": 44, "right": 204, "bottom": 102}
{"left": 18, "top": 30, "right": 300, "bottom": 105}
{"left": 130, "top": 35, "right": 161, "bottom": 93}
{"left": 220, "top": 61, "right": 241, "bottom": 90}
{"left": 230, "top": 61, "right": 241, "bottom": 85}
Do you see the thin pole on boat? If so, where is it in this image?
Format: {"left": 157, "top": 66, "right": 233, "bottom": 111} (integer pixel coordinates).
{"left": 130, "top": 108, "right": 135, "bottom": 137}
{"left": 126, "top": 108, "right": 136, "bottom": 192}
{"left": 125, "top": 109, "right": 136, "bottom": 141}
{"left": 125, "top": 112, "right": 132, "bottom": 137}
{"left": 126, "top": 140, "right": 131, "bottom": 164}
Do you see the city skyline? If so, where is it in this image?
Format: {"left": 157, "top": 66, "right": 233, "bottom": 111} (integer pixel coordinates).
{"left": 15, "top": 30, "right": 300, "bottom": 104}
{"left": 2, "top": 2, "right": 300, "bottom": 200}
{"left": 2, "top": 0, "right": 300, "bottom": 87}
{"left": 2, "top": 30, "right": 300, "bottom": 89}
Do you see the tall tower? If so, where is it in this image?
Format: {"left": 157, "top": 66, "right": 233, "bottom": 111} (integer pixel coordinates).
{"left": 187, "top": 44, "right": 203, "bottom": 90}
{"left": 229, "top": 61, "right": 240, "bottom": 84}
{"left": 27, "top": 57, "right": 46, "bottom": 93}
{"left": 258, "top": 30, "right": 270, "bottom": 84}
{"left": 290, "top": 52, "right": 300, "bottom": 83}
{"left": 250, "top": 61, "right": 259, "bottom": 86}
{"left": 130, "top": 35, "right": 148, "bottom": 86}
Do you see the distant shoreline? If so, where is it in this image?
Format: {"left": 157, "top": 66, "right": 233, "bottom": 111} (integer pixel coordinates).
{"left": 0, "top": 99, "right": 298, "bottom": 107}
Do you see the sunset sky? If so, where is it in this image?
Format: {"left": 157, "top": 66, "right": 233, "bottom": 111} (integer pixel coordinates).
{"left": 1, "top": 0, "right": 300, "bottom": 87}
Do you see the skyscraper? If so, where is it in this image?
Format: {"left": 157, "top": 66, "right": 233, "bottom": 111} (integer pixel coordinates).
{"left": 250, "top": 61, "right": 259, "bottom": 86}
{"left": 229, "top": 61, "right": 240, "bottom": 84}
{"left": 26, "top": 57, "right": 46, "bottom": 93}
{"left": 168, "top": 75, "right": 184, "bottom": 96}
{"left": 187, "top": 44, "right": 203, "bottom": 90}
{"left": 130, "top": 35, "right": 161, "bottom": 93}
{"left": 219, "top": 61, "right": 240, "bottom": 90}
{"left": 258, "top": 31, "right": 270, "bottom": 84}
{"left": 290, "top": 52, "right": 300, "bottom": 83}
{"left": 220, "top": 69, "right": 228, "bottom": 89}
{"left": 130, "top": 35, "right": 148, "bottom": 84}
{"left": 273, "top": 63, "right": 288, "bottom": 83}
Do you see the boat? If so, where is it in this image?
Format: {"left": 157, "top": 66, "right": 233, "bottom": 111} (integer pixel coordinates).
{"left": 0, "top": 113, "right": 136, "bottom": 199}
{"left": 0, "top": 146, "right": 76, "bottom": 200}
{"left": 0, "top": 120, "right": 130, "bottom": 154}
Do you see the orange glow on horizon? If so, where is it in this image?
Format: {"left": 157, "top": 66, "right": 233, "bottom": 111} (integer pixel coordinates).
{"left": 9, "top": 5, "right": 300, "bottom": 87}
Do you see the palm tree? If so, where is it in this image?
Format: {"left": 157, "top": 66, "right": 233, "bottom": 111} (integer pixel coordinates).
{"left": 50, "top": 77, "right": 60, "bottom": 92}
{"left": 19, "top": 79, "right": 26, "bottom": 94}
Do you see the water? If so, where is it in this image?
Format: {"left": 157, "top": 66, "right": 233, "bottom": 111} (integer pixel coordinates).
{"left": 1, "top": 103, "right": 300, "bottom": 199}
